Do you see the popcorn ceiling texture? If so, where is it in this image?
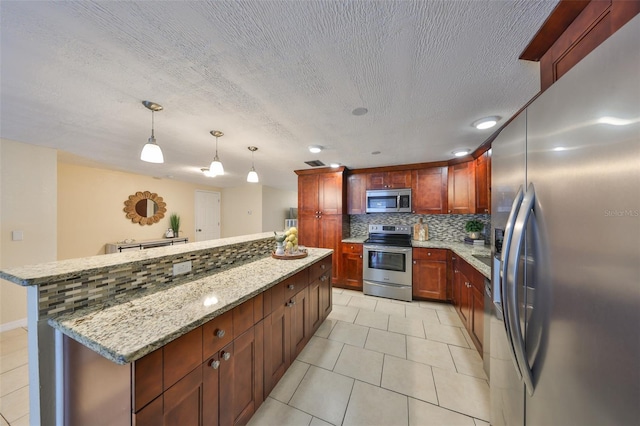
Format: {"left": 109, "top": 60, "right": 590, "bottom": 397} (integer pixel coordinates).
{"left": 350, "top": 213, "right": 491, "bottom": 242}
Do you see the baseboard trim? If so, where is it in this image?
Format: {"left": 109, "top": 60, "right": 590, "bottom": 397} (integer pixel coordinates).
{"left": 0, "top": 317, "right": 28, "bottom": 332}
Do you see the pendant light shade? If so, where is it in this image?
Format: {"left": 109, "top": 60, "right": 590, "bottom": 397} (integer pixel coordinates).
{"left": 209, "top": 130, "right": 224, "bottom": 176}
{"left": 246, "top": 146, "right": 259, "bottom": 183}
{"left": 140, "top": 101, "right": 164, "bottom": 163}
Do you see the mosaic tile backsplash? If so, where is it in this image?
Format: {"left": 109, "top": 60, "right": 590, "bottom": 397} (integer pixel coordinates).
{"left": 350, "top": 213, "right": 491, "bottom": 242}
{"left": 36, "top": 237, "right": 274, "bottom": 319}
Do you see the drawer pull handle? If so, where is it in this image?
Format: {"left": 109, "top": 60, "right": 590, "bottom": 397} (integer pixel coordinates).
{"left": 215, "top": 329, "right": 226, "bottom": 338}
{"left": 222, "top": 351, "right": 231, "bottom": 361}
{"left": 210, "top": 360, "right": 220, "bottom": 369}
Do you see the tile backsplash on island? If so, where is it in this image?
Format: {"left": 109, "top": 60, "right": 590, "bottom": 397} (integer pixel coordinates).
{"left": 349, "top": 213, "right": 491, "bottom": 242}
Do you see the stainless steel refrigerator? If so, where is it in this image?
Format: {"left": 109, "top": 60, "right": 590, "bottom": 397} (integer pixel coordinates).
{"left": 490, "top": 15, "right": 640, "bottom": 426}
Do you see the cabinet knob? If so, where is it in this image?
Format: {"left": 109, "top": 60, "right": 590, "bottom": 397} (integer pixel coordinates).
{"left": 288, "top": 284, "right": 295, "bottom": 290}
{"left": 287, "top": 300, "right": 296, "bottom": 307}
{"left": 320, "top": 275, "right": 327, "bottom": 282}
{"left": 427, "top": 252, "right": 431, "bottom": 256}
{"left": 210, "top": 360, "right": 220, "bottom": 369}
{"left": 413, "top": 260, "right": 416, "bottom": 264}
{"left": 359, "top": 255, "right": 363, "bottom": 259}
{"left": 412, "top": 210, "right": 416, "bottom": 214}
{"left": 321, "top": 264, "right": 326, "bottom": 269}
{"left": 215, "top": 329, "right": 226, "bottom": 338}
{"left": 221, "top": 351, "right": 231, "bottom": 361}
{"left": 448, "top": 210, "right": 452, "bottom": 213}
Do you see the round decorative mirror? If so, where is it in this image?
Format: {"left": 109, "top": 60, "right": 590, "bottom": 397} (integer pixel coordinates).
{"left": 123, "top": 191, "right": 167, "bottom": 225}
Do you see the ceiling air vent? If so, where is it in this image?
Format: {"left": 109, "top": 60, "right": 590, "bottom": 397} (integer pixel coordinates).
{"left": 304, "top": 160, "right": 325, "bottom": 167}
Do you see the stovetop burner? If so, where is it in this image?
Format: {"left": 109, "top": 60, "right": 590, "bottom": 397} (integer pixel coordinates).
{"left": 364, "top": 224, "right": 412, "bottom": 247}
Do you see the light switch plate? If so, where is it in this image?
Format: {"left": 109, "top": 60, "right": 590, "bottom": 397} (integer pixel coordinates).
{"left": 12, "top": 230, "right": 24, "bottom": 241}
{"left": 172, "top": 261, "right": 192, "bottom": 276}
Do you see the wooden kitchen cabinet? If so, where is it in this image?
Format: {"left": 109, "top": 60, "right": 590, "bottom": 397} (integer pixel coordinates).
{"left": 263, "top": 271, "right": 308, "bottom": 395}
{"left": 339, "top": 243, "right": 363, "bottom": 290}
{"left": 309, "top": 261, "right": 332, "bottom": 332}
{"left": 412, "top": 248, "right": 448, "bottom": 301}
{"left": 411, "top": 167, "right": 448, "bottom": 214}
{"left": 347, "top": 173, "right": 367, "bottom": 215}
{"left": 475, "top": 150, "right": 491, "bottom": 214}
{"left": 367, "top": 170, "right": 412, "bottom": 189}
{"left": 202, "top": 323, "right": 264, "bottom": 426}
{"left": 448, "top": 161, "right": 476, "bottom": 214}
{"left": 297, "top": 168, "right": 347, "bottom": 284}
{"left": 451, "top": 255, "right": 484, "bottom": 353}
{"left": 134, "top": 299, "right": 265, "bottom": 426}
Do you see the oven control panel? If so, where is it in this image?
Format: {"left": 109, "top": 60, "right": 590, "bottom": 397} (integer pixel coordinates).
{"left": 368, "top": 224, "right": 411, "bottom": 234}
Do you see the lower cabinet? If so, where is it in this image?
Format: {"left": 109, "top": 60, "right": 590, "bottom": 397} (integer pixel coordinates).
{"left": 132, "top": 255, "right": 333, "bottom": 426}
{"left": 412, "top": 248, "right": 448, "bottom": 301}
{"left": 451, "top": 255, "right": 484, "bottom": 353}
{"left": 338, "top": 243, "right": 363, "bottom": 290}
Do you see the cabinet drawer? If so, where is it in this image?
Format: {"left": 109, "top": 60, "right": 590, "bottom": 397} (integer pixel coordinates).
{"left": 164, "top": 327, "right": 202, "bottom": 391}
{"left": 413, "top": 248, "right": 447, "bottom": 261}
{"left": 233, "top": 298, "right": 255, "bottom": 337}
{"left": 284, "top": 269, "right": 309, "bottom": 299}
{"left": 309, "top": 256, "right": 332, "bottom": 282}
{"left": 203, "top": 310, "right": 233, "bottom": 360}
{"left": 342, "top": 243, "right": 363, "bottom": 255}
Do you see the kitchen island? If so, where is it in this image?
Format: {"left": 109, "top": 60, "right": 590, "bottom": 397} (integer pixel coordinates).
{"left": 1, "top": 232, "right": 333, "bottom": 425}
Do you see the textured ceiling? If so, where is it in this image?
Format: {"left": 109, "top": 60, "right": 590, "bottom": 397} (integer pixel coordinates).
{"left": 0, "top": 0, "right": 558, "bottom": 191}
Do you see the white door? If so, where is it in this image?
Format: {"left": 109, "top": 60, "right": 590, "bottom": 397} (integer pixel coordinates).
{"left": 195, "top": 190, "right": 220, "bottom": 242}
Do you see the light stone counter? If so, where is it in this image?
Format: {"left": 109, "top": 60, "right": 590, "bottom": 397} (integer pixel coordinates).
{"left": 0, "top": 232, "right": 276, "bottom": 286}
{"left": 341, "top": 236, "right": 367, "bottom": 244}
{"left": 48, "top": 248, "right": 332, "bottom": 365}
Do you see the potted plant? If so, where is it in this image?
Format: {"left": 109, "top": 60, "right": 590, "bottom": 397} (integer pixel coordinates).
{"left": 465, "top": 219, "right": 484, "bottom": 239}
{"left": 169, "top": 213, "right": 180, "bottom": 238}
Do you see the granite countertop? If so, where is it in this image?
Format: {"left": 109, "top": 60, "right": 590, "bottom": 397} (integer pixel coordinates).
{"left": 49, "top": 248, "right": 332, "bottom": 365}
{"left": 340, "top": 237, "right": 492, "bottom": 278}
{"left": 0, "top": 232, "right": 275, "bottom": 286}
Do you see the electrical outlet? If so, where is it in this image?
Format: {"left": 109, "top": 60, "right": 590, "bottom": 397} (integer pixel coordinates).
{"left": 173, "top": 261, "right": 192, "bottom": 276}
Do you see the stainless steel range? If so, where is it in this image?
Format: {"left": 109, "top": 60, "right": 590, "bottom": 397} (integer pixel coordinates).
{"left": 363, "top": 224, "right": 413, "bottom": 302}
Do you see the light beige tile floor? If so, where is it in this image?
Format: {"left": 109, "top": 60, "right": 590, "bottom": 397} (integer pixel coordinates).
{"left": 1, "top": 289, "right": 490, "bottom": 426}
{"left": 250, "top": 288, "right": 490, "bottom": 425}
{"left": 0, "top": 327, "right": 29, "bottom": 426}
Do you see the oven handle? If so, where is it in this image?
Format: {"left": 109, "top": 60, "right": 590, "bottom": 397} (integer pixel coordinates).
{"left": 363, "top": 245, "right": 412, "bottom": 253}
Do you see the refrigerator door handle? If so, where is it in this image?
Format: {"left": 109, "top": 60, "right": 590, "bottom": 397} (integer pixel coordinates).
{"left": 506, "top": 183, "right": 536, "bottom": 396}
{"left": 501, "top": 185, "right": 525, "bottom": 378}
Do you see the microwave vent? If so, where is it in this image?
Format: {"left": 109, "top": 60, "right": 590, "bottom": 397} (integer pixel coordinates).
{"left": 304, "top": 160, "right": 325, "bottom": 167}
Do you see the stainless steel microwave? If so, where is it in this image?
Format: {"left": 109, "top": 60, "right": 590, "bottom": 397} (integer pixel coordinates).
{"left": 365, "top": 189, "right": 412, "bottom": 213}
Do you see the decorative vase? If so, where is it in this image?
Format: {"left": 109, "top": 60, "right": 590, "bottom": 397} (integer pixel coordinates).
{"left": 468, "top": 231, "right": 481, "bottom": 239}
{"left": 275, "top": 241, "right": 285, "bottom": 255}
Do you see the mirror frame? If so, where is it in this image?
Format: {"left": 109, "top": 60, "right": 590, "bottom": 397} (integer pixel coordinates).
{"left": 123, "top": 191, "right": 167, "bottom": 225}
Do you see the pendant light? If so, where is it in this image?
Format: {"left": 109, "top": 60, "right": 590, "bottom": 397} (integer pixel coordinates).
{"left": 140, "top": 101, "right": 164, "bottom": 163}
{"left": 209, "top": 130, "right": 224, "bottom": 176}
{"left": 246, "top": 146, "right": 259, "bottom": 183}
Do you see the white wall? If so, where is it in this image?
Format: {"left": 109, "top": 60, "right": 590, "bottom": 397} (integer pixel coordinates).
{"left": 262, "top": 185, "right": 298, "bottom": 232}
{"left": 221, "top": 184, "right": 263, "bottom": 237}
{"left": 221, "top": 184, "right": 297, "bottom": 237}
{"left": 0, "top": 139, "right": 57, "bottom": 329}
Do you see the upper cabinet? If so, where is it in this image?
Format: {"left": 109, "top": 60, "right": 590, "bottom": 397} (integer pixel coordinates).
{"left": 411, "top": 167, "right": 448, "bottom": 214}
{"left": 298, "top": 170, "right": 345, "bottom": 215}
{"left": 447, "top": 161, "right": 476, "bottom": 214}
{"left": 347, "top": 174, "right": 367, "bottom": 215}
{"left": 475, "top": 150, "right": 491, "bottom": 214}
{"left": 367, "top": 171, "right": 412, "bottom": 189}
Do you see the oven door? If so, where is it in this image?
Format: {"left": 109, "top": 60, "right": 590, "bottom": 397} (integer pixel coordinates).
{"left": 363, "top": 245, "right": 412, "bottom": 286}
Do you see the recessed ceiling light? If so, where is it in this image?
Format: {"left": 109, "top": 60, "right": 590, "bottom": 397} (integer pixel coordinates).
{"left": 352, "top": 107, "right": 368, "bottom": 116}
{"left": 308, "top": 145, "right": 323, "bottom": 153}
{"left": 453, "top": 149, "right": 470, "bottom": 157}
{"left": 553, "top": 147, "right": 567, "bottom": 152}
{"left": 472, "top": 116, "right": 501, "bottom": 130}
